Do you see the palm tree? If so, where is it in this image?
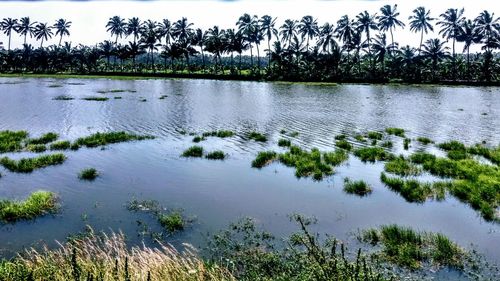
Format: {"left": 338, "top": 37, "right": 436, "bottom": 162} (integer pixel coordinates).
{"left": 421, "top": 38, "right": 449, "bottom": 78}
{"left": 34, "top": 22, "right": 53, "bottom": 47}
{"left": 318, "top": 23, "right": 337, "bottom": 53}
{"left": 259, "top": 15, "right": 278, "bottom": 65}
{"left": 172, "top": 17, "right": 194, "bottom": 44}
{"left": 409, "top": 7, "right": 435, "bottom": 54}
{"left": 139, "top": 22, "right": 160, "bottom": 71}
{"left": 126, "top": 17, "right": 141, "bottom": 43}
{"left": 191, "top": 28, "right": 206, "bottom": 70}
{"left": 236, "top": 14, "right": 258, "bottom": 67}
{"left": 335, "top": 15, "right": 356, "bottom": 66}
{"left": 99, "top": 40, "right": 114, "bottom": 70}
{"left": 279, "top": 19, "right": 298, "bottom": 50}
{"left": 356, "top": 11, "right": 378, "bottom": 68}
{"left": 457, "top": 20, "right": 481, "bottom": 77}
{"left": 53, "top": 19, "right": 72, "bottom": 46}
{"left": 1, "top": 18, "right": 18, "bottom": 51}
{"left": 17, "top": 17, "right": 36, "bottom": 45}
{"left": 372, "top": 33, "right": 397, "bottom": 73}
{"left": 377, "top": 4, "right": 405, "bottom": 47}
{"left": 474, "top": 11, "right": 500, "bottom": 51}
{"left": 106, "top": 16, "right": 126, "bottom": 43}
{"left": 205, "top": 26, "right": 226, "bottom": 73}
{"left": 159, "top": 19, "right": 173, "bottom": 46}
{"left": 298, "top": 16, "right": 319, "bottom": 51}
{"left": 127, "top": 41, "right": 144, "bottom": 70}
{"left": 437, "top": 8, "right": 464, "bottom": 79}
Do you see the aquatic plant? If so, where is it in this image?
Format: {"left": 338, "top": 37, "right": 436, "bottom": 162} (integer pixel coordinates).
{"left": 158, "top": 212, "right": 185, "bottom": 232}
{"left": 97, "top": 89, "right": 136, "bottom": 94}
{"left": 367, "top": 131, "right": 383, "bottom": 140}
{"left": 384, "top": 157, "right": 422, "bottom": 177}
{"left": 278, "top": 146, "right": 344, "bottom": 180}
{"left": 289, "top": 131, "right": 299, "bottom": 137}
{"left": 416, "top": 137, "right": 433, "bottom": 145}
{"left": 26, "top": 144, "right": 47, "bottom": 153}
{"left": 277, "top": 138, "right": 291, "bottom": 147}
{"left": 343, "top": 178, "right": 372, "bottom": 196}
{"left": 380, "top": 173, "right": 433, "bottom": 203}
{"left": 385, "top": 127, "right": 405, "bottom": 137}
{"left": 251, "top": 151, "right": 277, "bottom": 168}
{"left": 0, "top": 153, "right": 66, "bottom": 173}
{"left": 409, "top": 152, "right": 436, "bottom": 164}
{"left": 50, "top": 140, "right": 71, "bottom": 150}
{"left": 114, "top": 96, "right": 122, "bottom": 99}
{"left": 438, "top": 140, "right": 466, "bottom": 152}
{"left": 181, "top": 146, "right": 203, "bottom": 157}
{"left": 380, "top": 141, "right": 393, "bottom": 148}
{"left": 81, "top": 96, "right": 109, "bottom": 101}
{"left": 192, "top": 136, "right": 205, "bottom": 143}
{"left": 47, "top": 84, "right": 63, "bottom": 88}
{"left": 323, "top": 149, "right": 349, "bottom": 166}
{"left": 353, "top": 147, "right": 394, "bottom": 162}
{"left": 140, "top": 98, "right": 147, "bottom": 102}
{"left": 0, "top": 130, "right": 28, "bottom": 153}
{"left": 403, "top": 138, "right": 411, "bottom": 150}
{"left": 27, "top": 132, "right": 58, "bottom": 145}
{"left": 159, "top": 95, "right": 168, "bottom": 99}
{"left": 75, "top": 132, "right": 153, "bottom": 148}
{"left": 205, "top": 150, "right": 226, "bottom": 160}
{"left": 201, "top": 130, "right": 235, "bottom": 138}
{"left": 248, "top": 132, "right": 267, "bottom": 142}
{"left": 354, "top": 134, "right": 366, "bottom": 142}
{"left": 78, "top": 168, "right": 98, "bottom": 181}
{"left": 335, "top": 140, "right": 352, "bottom": 151}
{"left": 334, "top": 134, "right": 346, "bottom": 141}
{"left": 0, "top": 191, "right": 57, "bottom": 222}
{"left": 52, "top": 95, "right": 74, "bottom": 101}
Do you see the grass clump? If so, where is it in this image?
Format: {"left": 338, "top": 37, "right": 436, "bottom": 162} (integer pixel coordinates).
{"left": 354, "top": 134, "right": 366, "bottom": 142}
{"left": 75, "top": 131, "right": 153, "bottom": 148}
{"left": 192, "top": 136, "right": 205, "bottom": 143}
{"left": 78, "top": 168, "right": 98, "bottom": 181}
{"left": 205, "top": 150, "right": 226, "bottom": 160}
{"left": 27, "top": 132, "right": 58, "bottom": 145}
{"left": 367, "top": 131, "right": 383, "bottom": 140}
{"left": 52, "top": 95, "right": 74, "bottom": 101}
{"left": 416, "top": 137, "right": 433, "bottom": 145}
{"left": 343, "top": 178, "right": 372, "bottom": 196}
{"left": 278, "top": 138, "right": 291, "bottom": 147}
{"left": 380, "top": 173, "right": 433, "bottom": 203}
{"left": 252, "top": 151, "right": 277, "bottom": 168}
{"left": 181, "top": 146, "right": 203, "bottom": 157}
{"left": 335, "top": 139, "right": 352, "bottom": 151}
{"left": 385, "top": 127, "right": 405, "bottom": 137}
{"left": 403, "top": 138, "right": 411, "bottom": 150}
{"left": 248, "top": 132, "right": 267, "bottom": 142}
{"left": 201, "top": 130, "right": 235, "bottom": 138}
{"left": 0, "top": 153, "right": 66, "bottom": 173}
{"left": 380, "top": 141, "right": 393, "bottom": 148}
{"left": 384, "top": 157, "right": 422, "bottom": 177}
{"left": 0, "top": 191, "right": 57, "bottom": 222}
{"left": 26, "top": 144, "right": 46, "bottom": 153}
{"left": 323, "top": 149, "right": 349, "bottom": 166}
{"left": 49, "top": 140, "right": 71, "bottom": 150}
{"left": 0, "top": 130, "right": 28, "bottom": 153}
{"left": 334, "top": 134, "right": 346, "bottom": 140}
{"left": 158, "top": 212, "right": 185, "bottom": 232}
{"left": 354, "top": 147, "right": 394, "bottom": 162}
{"left": 82, "top": 96, "right": 109, "bottom": 101}
{"left": 438, "top": 140, "right": 466, "bottom": 152}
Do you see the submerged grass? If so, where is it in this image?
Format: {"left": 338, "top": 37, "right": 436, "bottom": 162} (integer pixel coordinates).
{"left": 0, "top": 153, "right": 66, "bottom": 173}
{"left": 181, "top": 146, "right": 203, "bottom": 158}
{"left": 277, "top": 138, "right": 291, "bottom": 147}
{"left": 205, "top": 151, "right": 226, "bottom": 160}
{"left": 78, "top": 168, "right": 98, "bottom": 181}
{"left": 343, "top": 178, "right": 372, "bottom": 196}
{"left": 0, "top": 191, "right": 57, "bottom": 223}
{"left": 75, "top": 131, "right": 153, "bottom": 148}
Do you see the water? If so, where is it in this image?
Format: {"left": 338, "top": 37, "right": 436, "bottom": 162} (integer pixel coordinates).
{"left": 0, "top": 77, "right": 499, "bottom": 267}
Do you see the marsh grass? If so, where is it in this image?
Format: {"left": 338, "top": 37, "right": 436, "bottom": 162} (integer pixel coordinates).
{"left": 27, "top": 132, "right": 58, "bottom": 145}
{"left": 50, "top": 141, "right": 71, "bottom": 150}
{"left": 205, "top": 151, "right": 226, "bottom": 160}
{"left": 75, "top": 132, "right": 153, "bottom": 148}
{"left": 384, "top": 157, "right": 422, "bottom": 176}
{"left": 26, "top": 144, "right": 47, "bottom": 153}
{"left": 251, "top": 151, "right": 277, "bottom": 168}
{"left": 248, "top": 132, "right": 267, "bottom": 142}
{"left": 353, "top": 147, "right": 394, "bottom": 162}
{"left": 0, "top": 191, "right": 57, "bottom": 222}
{"left": 52, "top": 95, "right": 74, "bottom": 101}
{"left": 159, "top": 95, "right": 168, "bottom": 99}
{"left": 335, "top": 140, "right": 352, "bottom": 151}
{"left": 403, "top": 138, "right": 411, "bottom": 150}
{"left": 380, "top": 141, "right": 393, "bottom": 148}
{"left": 416, "top": 137, "right": 433, "bottom": 145}
{"left": 0, "top": 153, "right": 66, "bottom": 173}
{"left": 82, "top": 96, "right": 109, "bottom": 101}
{"left": 97, "top": 89, "right": 136, "bottom": 94}
{"left": 277, "top": 139, "right": 291, "bottom": 147}
{"left": 380, "top": 173, "right": 435, "bottom": 203}
{"left": 47, "top": 84, "right": 63, "bottom": 88}
{"left": 385, "top": 128, "right": 405, "bottom": 137}
{"left": 78, "top": 168, "right": 98, "bottom": 181}
{"left": 367, "top": 131, "right": 383, "bottom": 140}
{"left": 158, "top": 212, "right": 185, "bottom": 232}
{"left": 354, "top": 134, "right": 366, "bottom": 142}
{"left": 334, "top": 134, "right": 346, "bottom": 141}
{"left": 201, "top": 130, "right": 235, "bottom": 138}
{"left": 0, "top": 130, "right": 28, "bottom": 153}
{"left": 343, "top": 178, "right": 372, "bottom": 196}
{"left": 192, "top": 136, "right": 205, "bottom": 143}
{"left": 181, "top": 146, "right": 203, "bottom": 157}
{"left": 289, "top": 131, "right": 299, "bottom": 137}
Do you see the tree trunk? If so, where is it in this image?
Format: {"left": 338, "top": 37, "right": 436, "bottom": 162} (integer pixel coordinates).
{"left": 267, "top": 39, "right": 271, "bottom": 67}
{"left": 249, "top": 43, "right": 253, "bottom": 67}
{"left": 59, "top": 35, "right": 63, "bottom": 46}
{"left": 256, "top": 43, "right": 261, "bottom": 70}
{"left": 419, "top": 31, "right": 423, "bottom": 55}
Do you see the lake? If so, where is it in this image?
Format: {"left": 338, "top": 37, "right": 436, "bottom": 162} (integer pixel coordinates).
{"left": 0, "top": 77, "right": 498, "bottom": 267}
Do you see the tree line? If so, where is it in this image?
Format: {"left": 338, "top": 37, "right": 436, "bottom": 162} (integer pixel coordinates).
{"left": 1, "top": 5, "right": 499, "bottom": 83}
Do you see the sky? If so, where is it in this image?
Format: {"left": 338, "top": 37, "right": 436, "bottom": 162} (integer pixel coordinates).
{"left": 0, "top": 0, "right": 496, "bottom": 52}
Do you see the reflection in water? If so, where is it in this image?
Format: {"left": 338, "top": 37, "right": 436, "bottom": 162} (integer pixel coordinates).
{"left": 0, "top": 78, "right": 499, "bottom": 264}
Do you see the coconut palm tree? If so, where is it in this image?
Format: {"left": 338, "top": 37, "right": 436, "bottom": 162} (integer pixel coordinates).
{"left": 139, "top": 22, "right": 161, "bottom": 71}
{"left": 318, "top": 23, "right": 337, "bottom": 54}
{"left": 377, "top": 4, "right": 405, "bottom": 47}
{"left": 17, "top": 17, "right": 36, "bottom": 45}
{"left": 457, "top": 20, "right": 481, "bottom": 78}
{"left": 437, "top": 8, "right": 464, "bottom": 79}
{"left": 34, "top": 22, "right": 53, "bottom": 47}
{"left": 474, "top": 11, "right": 500, "bottom": 51}
{"left": 127, "top": 41, "right": 145, "bottom": 70}
{"left": 298, "top": 16, "right": 319, "bottom": 51}
{"left": 126, "top": 17, "right": 142, "bottom": 43}
{"left": 1, "top": 18, "right": 18, "bottom": 51}
{"left": 279, "top": 19, "right": 298, "bottom": 50}
{"left": 191, "top": 28, "right": 206, "bottom": 70}
{"left": 53, "top": 19, "right": 72, "bottom": 46}
{"left": 259, "top": 15, "right": 278, "bottom": 65}
{"left": 106, "top": 16, "right": 126, "bottom": 43}
{"left": 236, "top": 13, "right": 258, "bottom": 67}
{"left": 159, "top": 19, "right": 173, "bottom": 46}
{"left": 421, "top": 38, "right": 449, "bottom": 78}
{"left": 371, "top": 33, "right": 397, "bottom": 73}
{"left": 99, "top": 40, "right": 114, "bottom": 70}
{"left": 356, "top": 11, "right": 378, "bottom": 69}
{"left": 172, "top": 17, "right": 194, "bottom": 44}
{"left": 409, "top": 7, "right": 435, "bottom": 54}
{"left": 205, "top": 26, "right": 226, "bottom": 73}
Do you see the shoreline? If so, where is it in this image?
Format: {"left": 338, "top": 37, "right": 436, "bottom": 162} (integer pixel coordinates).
{"left": 1, "top": 72, "right": 499, "bottom": 87}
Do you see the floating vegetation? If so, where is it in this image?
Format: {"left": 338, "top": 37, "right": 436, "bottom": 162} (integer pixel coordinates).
{"left": 251, "top": 151, "right": 277, "bottom": 168}
{"left": 47, "top": 84, "right": 63, "bottom": 88}
{"left": 181, "top": 146, "right": 203, "bottom": 157}
{"left": 416, "top": 137, "right": 433, "bottom": 145}
{"left": 323, "top": 149, "right": 349, "bottom": 166}
{"left": 343, "top": 178, "right": 372, "bottom": 196}
{"left": 385, "top": 127, "right": 405, "bottom": 137}
{"left": 335, "top": 140, "right": 352, "bottom": 151}
{"left": 158, "top": 212, "right": 185, "bottom": 232}
{"left": 26, "top": 144, "right": 46, "bottom": 153}
{"left": 360, "top": 225, "right": 465, "bottom": 270}
{"left": 205, "top": 150, "right": 226, "bottom": 160}
{"left": 367, "top": 131, "right": 383, "bottom": 140}
{"left": 0, "top": 153, "right": 66, "bottom": 173}
{"left": 201, "top": 130, "right": 235, "bottom": 139}
{"left": 49, "top": 140, "right": 71, "bottom": 150}
{"left": 438, "top": 140, "right": 466, "bottom": 152}
{"left": 353, "top": 147, "right": 394, "bottom": 162}
{"left": 334, "top": 134, "right": 346, "bottom": 141}
{"left": 0, "top": 130, "right": 28, "bottom": 153}
{"left": 75, "top": 131, "right": 153, "bottom": 148}
{"left": 380, "top": 173, "right": 443, "bottom": 203}
{"left": 78, "top": 168, "right": 98, "bottom": 181}
{"left": 27, "top": 132, "right": 58, "bottom": 145}
{"left": 97, "top": 89, "right": 136, "bottom": 94}
{"left": 277, "top": 138, "right": 291, "bottom": 147}
{"left": 248, "top": 132, "right": 267, "bottom": 142}
{"left": 403, "top": 138, "right": 411, "bottom": 150}
{"left": 0, "top": 191, "right": 58, "bottom": 222}
{"left": 52, "top": 95, "right": 74, "bottom": 101}
{"left": 384, "top": 157, "right": 422, "bottom": 177}
{"left": 159, "top": 95, "right": 168, "bottom": 99}
{"left": 192, "top": 136, "right": 205, "bottom": 143}
{"left": 139, "top": 98, "right": 147, "bottom": 102}
{"left": 354, "top": 134, "right": 366, "bottom": 142}
{"left": 280, "top": 129, "right": 287, "bottom": 134}
{"left": 82, "top": 96, "right": 109, "bottom": 101}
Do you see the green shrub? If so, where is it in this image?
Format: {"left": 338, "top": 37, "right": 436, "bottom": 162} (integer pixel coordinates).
{"left": 181, "top": 146, "right": 203, "bottom": 157}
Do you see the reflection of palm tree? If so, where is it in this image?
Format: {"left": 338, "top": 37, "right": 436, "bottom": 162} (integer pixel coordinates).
{"left": 54, "top": 18, "right": 72, "bottom": 46}
{"left": 34, "top": 22, "right": 53, "bottom": 47}
{"left": 409, "top": 7, "right": 435, "bottom": 54}
{"left": 377, "top": 4, "right": 405, "bottom": 47}
{"left": 1, "top": 18, "right": 19, "bottom": 51}
{"left": 17, "top": 17, "right": 36, "bottom": 45}
{"left": 437, "top": 8, "right": 464, "bottom": 79}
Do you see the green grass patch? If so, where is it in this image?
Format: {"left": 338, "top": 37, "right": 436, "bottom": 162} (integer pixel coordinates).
{"left": 380, "top": 173, "right": 434, "bottom": 203}
{"left": 181, "top": 146, "right": 203, "bottom": 157}
{"left": 52, "top": 95, "right": 74, "bottom": 100}
{"left": 353, "top": 147, "right": 394, "bottom": 162}
{"left": 201, "top": 130, "right": 235, "bottom": 138}
{"left": 0, "top": 153, "right": 66, "bottom": 173}
{"left": 78, "top": 168, "right": 98, "bottom": 181}
{"left": 26, "top": 144, "right": 46, "bottom": 153}
{"left": 335, "top": 140, "right": 352, "bottom": 151}
{"left": 343, "top": 178, "right": 372, "bottom": 196}
{"left": 334, "top": 134, "right": 346, "bottom": 141}
{"left": 0, "top": 130, "right": 28, "bottom": 153}
{"left": 416, "top": 137, "right": 433, "bottom": 145}
{"left": 354, "top": 134, "right": 366, "bottom": 142}
{"left": 403, "top": 138, "right": 411, "bottom": 150}
{"left": 205, "top": 150, "right": 226, "bottom": 160}
{"left": 438, "top": 140, "right": 466, "bottom": 152}
{"left": 82, "top": 96, "right": 109, "bottom": 101}
{"left": 323, "top": 149, "right": 349, "bottom": 166}
{"left": 380, "top": 141, "right": 393, "bottom": 148}
{"left": 248, "top": 132, "right": 267, "bottom": 142}
{"left": 385, "top": 127, "right": 405, "bottom": 137}
{"left": 49, "top": 140, "right": 71, "bottom": 150}
{"left": 278, "top": 139, "right": 291, "bottom": 147}
{"left": 75, "top": 132, "right": 153, "bottom": 148}
{"left": 192, "top": 136, "right": 205, "bottom": 143}
{"left": 252, "top": 151, "right": 277, "bottom": 168}
{"left": 26, "top": 132, "right": 58, "bottom": 145}
{"left": 384, "top": 157, "right": 422, "bottom": 177}
{"left": 367, "top": 131, "right": 383, "bottom": 140}
{"left": 158, "top": 212, "right": 185, "bottom": 232}
{"left": 0, "top": 191, "right": 58, "bottom": 222}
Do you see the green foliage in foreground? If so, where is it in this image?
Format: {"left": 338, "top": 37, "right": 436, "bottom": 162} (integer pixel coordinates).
{"left": 343, "top": 178, "right": 372, "bottom": 196}
{"left": 0, "top": 191, "right": 57, "bottom": 223}
{"left": 205, "top": 150, "right": 226, "bottom": 160}
{"left": 74, "top": 131, "right": 153, "bottom": 148}
{"left": 361, "top": 225, "right": 465, "bottom": 270}
{"left": 181, "top": 146, "right": 203, "bottom": 157}
{"left": 78, "top": 168, "right": 98, "bottom": 181}
{"left": 0, "top": 130, "right": 28, "bottom": 153}
{"left": 353, "top": 147, "right": 394, "bottom": 162}
{"left": 0, "top": 153, "right": 66, "bottom": 173}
